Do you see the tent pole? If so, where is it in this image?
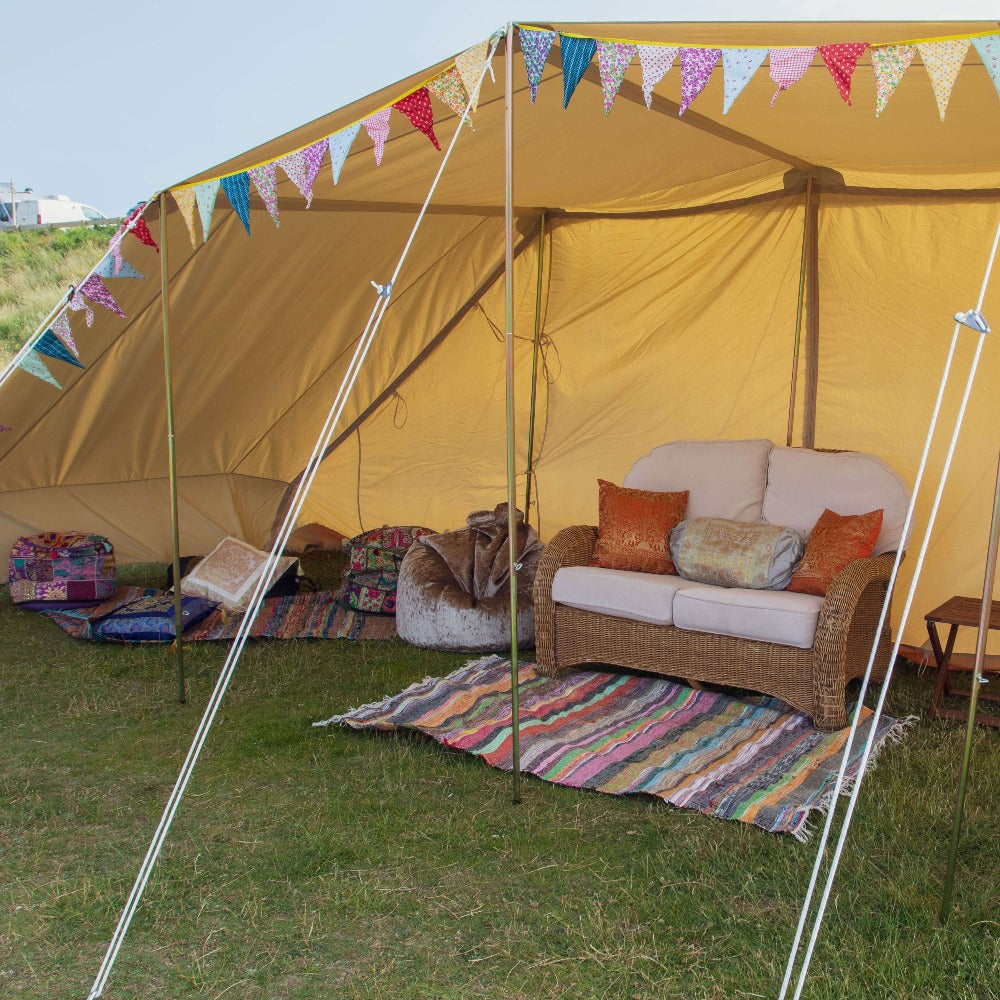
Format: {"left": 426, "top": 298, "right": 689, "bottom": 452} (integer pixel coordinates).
{"left": 504, "top": 22, "right": 521, "bottom": 804}
{"left": 940, "top": 448, "right": 1000, "bottom": 922}
{"left": 524, "top": 210, "right": 546, "bottom": 529}
{"left": 159, "top": 192, "right": 186, "bottom": 704}
{"left": 786, "top": 177, "right": 813, "bottom": 447}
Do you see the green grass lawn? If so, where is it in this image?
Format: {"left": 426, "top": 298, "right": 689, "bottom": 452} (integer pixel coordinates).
{"left": 1, "top": 557, "right": 997, "bottom": 999}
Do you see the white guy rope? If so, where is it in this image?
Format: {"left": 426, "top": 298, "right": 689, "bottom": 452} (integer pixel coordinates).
{"left": 87, "top": 30, "right": 504, "bottom": 999}
{"left": 782, "top": 214, "right": 1000, "bottom": 999}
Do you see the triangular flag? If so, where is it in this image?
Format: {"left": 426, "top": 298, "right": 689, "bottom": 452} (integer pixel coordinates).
{"left": 80, "top": 275, "right": 126, "bottom": 319}
{"left": 722, "top": 48, "right": 768, "bottom": 114}
{"left": 818, "top": 42, "right": 868, "bottom": 105}
{"left": 362, "top": 109, "right": 391, "bottom": 166}
{"left": 972, "top": 36, "right": 1000, "bottom": 98}
{"left": 35, "top": 330, "right": 84, "bottom": 368}
{"left": 171, "top": 187, "right": 200, "bottom": 247}
{"left": 194, "top": 179, "right": 221, "bottom": 241}
{"left": 561, "top": 35, "right": 597, "bottom": 109}
{"left": 94, "top": 253, "right": 144, "bottom": 280}
{"left": 114, "top": 204, "right": 158, "bottom": 256}
{"left": 428, "top": 68, "right": 475, "bottom": 128}
{"left": 597, "top": 41, "right": 636, "bottom": 116}
{"left": 67, "top": 290, "right": 94, "bottom": 327}
{"left": 394, "top": 88, "right": 441, "bottom": 150}
{"left": 279, "top": 140, "right": 328, "bottom": 207}
{"left": 456, "top": 40, "right": 489, "bottom": 113}
{"left": 19, "top": 351, "right": 61, "bottom": 389}
{"left": 519, "top": 27, "right": 556, "bottom": 103}
{"left": 872, "top": 44, "right": 916, "bottom": 116}
{"left": 50, "top": 312, "right": 77, "bottom": 357}
{"left": 769, "top": 47, "right": 817, "bottom": 106}
{"left": 248, "top": 162, "right": 280, "bottom": 227}
{"left": 638, "top": 44, "right": 678, "bottom": 108}
{"left": 679, "top": 48, "right": 721, "bottom": 115}
{"left": 221, "top": 173, "right": 252, "bottom": 234}
{"left": 918, "top": 39, "right": 971, "bottom": 121}
{"left": 329, "top": 123, "right": 361, "bottom": 184}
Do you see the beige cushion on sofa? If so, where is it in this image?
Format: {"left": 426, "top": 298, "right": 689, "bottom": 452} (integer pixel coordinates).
{"left": 624, "top": 438, "right": 773, "bottom": 523}
{"left": 762, "top": 447, "right": 911, "bottom": 556}
{"left": 672, "top": 586, "right": 824, "bottom": 649}
{"left": 552, "top": 566, "right": 711, "bottom": 626}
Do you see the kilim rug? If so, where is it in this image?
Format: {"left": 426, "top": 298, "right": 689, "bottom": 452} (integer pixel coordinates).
{"left": 39, "top": 587, "right": 396, "bottom": 642}
{"left": 316, "top": 655, "right": 913, "bottom": 839}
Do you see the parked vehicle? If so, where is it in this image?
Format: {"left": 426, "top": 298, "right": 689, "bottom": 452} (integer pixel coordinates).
{"left": 0, "top": 188, "right": 107, "bottom": 228}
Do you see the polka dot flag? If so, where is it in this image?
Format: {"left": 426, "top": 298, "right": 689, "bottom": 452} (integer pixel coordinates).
{"left": 818, "top": 42, "right": 869, "bottom": 105}
{"left": 394, "top": 88, "right": 441, "bottom": 151}
{"left": 918, "top": 39, "right": 971, "bottom": 120}
{"left": 638, "top": 44, "right": 678, "bottom": 108}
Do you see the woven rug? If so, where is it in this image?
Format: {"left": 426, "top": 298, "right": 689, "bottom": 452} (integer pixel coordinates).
{"left": 317, "top": 655, "right": 912, "bottom": 839}
{"left": 39, "top": 587, "right": 396, "bottom": 642}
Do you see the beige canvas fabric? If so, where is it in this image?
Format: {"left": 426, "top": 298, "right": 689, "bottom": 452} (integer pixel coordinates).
{"left": 1, "top": 21, "right": 999, "bottom": 645}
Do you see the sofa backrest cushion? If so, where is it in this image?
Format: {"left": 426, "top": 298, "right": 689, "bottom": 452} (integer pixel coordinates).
{"left": 762, "top": 447, "right": 911, "bottom": 555}
{"left": 624, "top": 439, "right": 773, "bottom": 523}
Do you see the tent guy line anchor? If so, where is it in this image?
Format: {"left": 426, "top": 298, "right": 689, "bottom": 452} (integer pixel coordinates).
{"left": 954, "top": 308, "right": 990, "bottom": 332}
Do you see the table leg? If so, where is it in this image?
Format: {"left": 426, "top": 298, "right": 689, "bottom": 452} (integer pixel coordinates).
{"left": 928, "top": 622, "right": 959, "bottom": 720}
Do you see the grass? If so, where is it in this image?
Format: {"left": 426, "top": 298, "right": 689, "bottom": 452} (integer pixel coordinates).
{"left": 0, "top": 226, "right": 116, "bottom": 364}
{"left": 1, "top": 555, "right": 998, "bottom": 998}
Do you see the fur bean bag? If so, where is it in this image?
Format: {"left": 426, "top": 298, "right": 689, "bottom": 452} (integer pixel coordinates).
{"left": 396, "top": 504, "right": 543, "bottom": 651}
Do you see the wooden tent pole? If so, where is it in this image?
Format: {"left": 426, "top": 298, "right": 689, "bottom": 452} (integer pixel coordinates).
{"left": 940, "top": 448, "right": 1000, "bottom": 921}
{"left": 524, "top": 210, "right": 547, "bottom": 529}
{"left": 786, "top": 177, "right": 813, "bottom": 447}
{"left": 504, "top": 22, "right": 521, "bottom": 804}
{"left": 801, "top": 185, "right": 820, "bottom": 448}
{"left": 159, "top": 192, "right": 186, "bottom": 704}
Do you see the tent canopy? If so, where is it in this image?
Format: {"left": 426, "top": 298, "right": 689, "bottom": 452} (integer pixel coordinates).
{"left": 3, "top": 20, "right": 1000, "bottom": 645}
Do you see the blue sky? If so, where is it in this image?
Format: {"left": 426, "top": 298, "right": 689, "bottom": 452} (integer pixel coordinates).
{"left": 5, "top": 1, "right": 997, "bottom": 216}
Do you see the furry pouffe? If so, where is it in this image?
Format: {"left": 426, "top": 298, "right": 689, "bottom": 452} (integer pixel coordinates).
{"left": 395, "top": 503, "right": 543, "bottom": 651}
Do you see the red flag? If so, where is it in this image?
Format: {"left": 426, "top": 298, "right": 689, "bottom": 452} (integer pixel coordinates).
{"left": 818, "top": 42, "right": 869, "bottom": 105}
{"left": 393, "top": 87, "right": 441, "bottom": 151}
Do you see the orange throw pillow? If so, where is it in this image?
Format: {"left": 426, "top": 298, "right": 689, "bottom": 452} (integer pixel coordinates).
{"left": 590, "top": 480, "right": 688, "bottom": 575}
{"left": 786, "top": 508, "right": 884, "bottom": 596}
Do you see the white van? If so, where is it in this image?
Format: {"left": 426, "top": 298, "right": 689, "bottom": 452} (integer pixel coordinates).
{"left": 0, "top": 190, "right": 107, "bottom": 228}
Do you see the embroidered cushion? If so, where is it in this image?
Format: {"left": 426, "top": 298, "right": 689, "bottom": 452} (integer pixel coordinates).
{"left": 91, "top": 593, "right": 218, "bottom": 642}
{"left": 346, "top": 525, "right": 435, "bottom": 573}
{"left": 179, "top": 536, "right": 297, "bottom": 613}
{"left": 340, "top": 570, "right": 399, "bottom": 615}
{"left": 590, "top": 480, "right": 689, "bottom": 575}
{"left": 670, "top": 517, "right": 804, "bottom": 590}
{"left": 786, "top": 508, "right": 884, "bottom": 596}
{"left": 9, "top": 532, "right": 116, "bottom": 607}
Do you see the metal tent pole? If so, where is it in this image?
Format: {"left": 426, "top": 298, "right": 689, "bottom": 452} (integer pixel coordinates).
{"left": 524, "top": 210, "right": 547, "bottom": 529}
{"left": 940, "top": 448, "right": 1000, "bottom": 921}
{"left": 786, "top": 177, "right": 813, "bottom": 447}
{"left": 159, "top": 193, "right": 186, "bottom": 704}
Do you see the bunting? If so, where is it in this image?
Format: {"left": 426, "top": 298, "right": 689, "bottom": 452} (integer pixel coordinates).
{"left": 171, "top": 186, "right": 201, "bottom": 246}
{"left": 520, "top": 27, "right": 557, "bottom": 103}
{"left": 34, "top": 330, "right": 84, "bottom": 369}
{"left": 50, "top": 312, "right": 78, "bottom": 358}
{"left": 19, "top": 351, "right": 61, "bottom": 390}
{"left": 115, "top": 204, "right": 158, "bottom": 256}
{"left": 394, "top": 88, "right": 441, "bottom": 150}
{"left": 872, "top": 44, "right": 916, "bottom": 116}
{"left": 637, "top": 44, "right": 678, "bottom": 108}
{"left": 722, "top": 48, "right": 768, "bottom": 114}
{"left": 680, "top": 48, "right": 721, "bottom": 115}
{"left": 80, "top": 275, "right": 126, "bottom": 319}
{"left": 194, "top": 179, "right": 221, "bottom": 241}
{"left": 818, "top": 42, "right": 868, "bottom": 105}
{"left": 248, "top": 162, "right": 280, "bottom": 226}
{"left": 362, "top": 109, "right": 391, "bottom": 166}
{"left": 94, "top": 254, "right": 144, "bottom": 280}
{"left": 456, "top": 40, "right": 489, "bottom": 113}
{"left": 770, "top": 47, "right": 817, "bottom": 106}
{"left": 67, "top": 290, "right": 94, "bottom": 327}
{"left": 279, "top": 140, "right": 328, "bottom": 207}
{"left": 918, "top": 39, "right": 971, "bottom": 120}
{"left": 972, "top": 36, "right": 1000, "bottom": 98}
{"left": 221, "top": 173, "right": 252, "bottom": 234}
{"left": 597, "top": 41, "right": 636, "bottom": 116}
{"left": 561, "top": 35, "right": 597, "bottom": 109}
{"left": 428, "top": 67, "right": 475, "bottom": 126}
{"left": 329, "top": 123, "right": 361, "bottom": 184}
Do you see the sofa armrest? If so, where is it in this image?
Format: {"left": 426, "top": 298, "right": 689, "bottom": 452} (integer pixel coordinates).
{"left": 532, "top": 525, "right": 598, "bottom": 674}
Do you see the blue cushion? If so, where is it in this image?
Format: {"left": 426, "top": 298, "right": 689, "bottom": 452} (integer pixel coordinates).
{"left": 92, "top": 593, "right": 218, "bottom": 642}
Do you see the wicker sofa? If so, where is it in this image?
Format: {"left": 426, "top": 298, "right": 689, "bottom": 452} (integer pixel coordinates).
{"left": 532, "top": 439, "right": 911, "bottom": 730}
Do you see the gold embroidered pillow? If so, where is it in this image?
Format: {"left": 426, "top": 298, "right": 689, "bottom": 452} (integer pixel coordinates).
{"left": 787, "top": 508, "right": 884, "bottom": 596}
{"left": 590, "top": 480, "right": 688, "bottom": 575}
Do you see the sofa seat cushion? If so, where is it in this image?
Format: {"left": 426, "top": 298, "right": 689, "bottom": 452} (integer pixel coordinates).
{"left": 552, "top": 566, "right": 711, "bottom": 626}
{"left": 672, "top": 586, "right": 824, "bottom": 649}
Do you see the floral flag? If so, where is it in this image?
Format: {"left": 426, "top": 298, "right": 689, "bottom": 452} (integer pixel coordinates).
{"left": 597, "top": 41, "right": 636, "bottom": 116}
{"left": 67, "top": 289, "right": 94, "bottom": 327}
{"left": 769, "top": 47, "right": 817, "bottom": 106}
{"left": 456, "top": 40, "right": 489, "bottom": 112}
{"left": 638, "top": 44, "right": 678, "bottom": 108}
{"left": 394, "top": 88, "right": 441, "bottom": 150}
{"left": 19, "top": 350, "right": 61, "bottom": 390}
{"left": 561, "top": 35, "right": 597, "bottom": 109}
{"left": 221, "top": 173, "right": 252, "bottom": 234}
{"left": 872, "top": 44, "right": 916, "bottom": 116}
{"left": 818, "top": 42, "right": 868, "bottom": 105}
{"left": 50, "top": 311, "right": 77, "bottom": 357}
{"left": 428, "top": 68, "right": 474, "bottom": 127}
{"left": 918, "top": 39, "right": 971, "bottom": 120}
{"left": 722, "top": 48, "right": 768, "bottom": 113}
{"left": 329, "top": 123, "right": 361, "bottom": 184}
{"left": 519, "top": 27, "right": 556, "bottom": 103}
{"left": 280, "top": 140, "right": 328, "bottom": 207}
{"left": 35, "top": 330, "right": 84, "bottom": 369}
{"left": 972, "top": 36, "right": 1000, "bottom": 98}
{"left": 80, "top": 275, "right": 126, "bottom": 319}
{"left": 194, "top": 179, "right": 221, "bottom": 241}
{"left": 679, "top": 48, "right": 721, "bottom": 115}
{"left": 248, "top": 162, "right": 280, "bottom": 227}
{"left": 362, "top": 109, "right": 391, "bottom": 166}
{"left": 171, "top": 186, "right": 200, "bottom": 246}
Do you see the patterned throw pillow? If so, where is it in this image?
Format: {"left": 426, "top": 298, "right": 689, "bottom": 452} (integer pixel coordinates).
{"left": 590, "top": 480, "right": 688, "bottom": 575}
{"left": 180, "top": 536, "right": 297, "bottom": 613}
{"left": 786, "top": 508, "right": 884, "bottom": 596}
{"left": 91, "top": 593, "right": 218, "bottom": 642}
{"left": 670, "top": 517, "right": 804, "bottom": 590}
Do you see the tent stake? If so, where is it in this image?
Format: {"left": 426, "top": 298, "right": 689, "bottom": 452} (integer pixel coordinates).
{"left": 940, "top": 448, "right": 1000, "bottom": 921}
{"left": 504, "top": 22, "right": 521, "bottom": 804}
{"left": 786, "top": 177, "right": 812, "bottom": 446}
{"left": 524, "top": 211, "right": 546, "bottom": 531}
{"left": 159, "top": 192, "right": 186, "bottom": 704}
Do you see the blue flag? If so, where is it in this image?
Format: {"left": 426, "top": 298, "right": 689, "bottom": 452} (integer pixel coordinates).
{"left": 221, "top": 172, "right": 252, "bottom": 235}
{"left": 561, "top": 35, "right": 597, "bottom": 109}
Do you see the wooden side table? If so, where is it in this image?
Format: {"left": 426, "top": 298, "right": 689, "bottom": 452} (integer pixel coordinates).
{"left": 925, "top": 595, "right": 1000, "bottom": 727}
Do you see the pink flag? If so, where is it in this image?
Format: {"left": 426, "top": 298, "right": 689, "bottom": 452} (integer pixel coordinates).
{"left": 67, "top": 289, "right": 94, "bottom": 327}
{"left": 638, "top": 44, "right": 678, "bottom": 108}
{"left": 280, "top": 140, "right": 329, "bottom": 207}
{"left": 769, "top": 47, "right": 817, "bottom": 106}
{"left": 679, "top": 48, "right": 721, "bottom": 115}
{"left": 80, "top": 275, "right": 126, "bottom": 319}
{"left": 50, "top": 311, "right": 78, "bottom": 357}
{"left": 394, "top": 88, "right": 441, "bottom": 150}
{"left": 362, "top": 108, "right": 392, "bottom": 166}
{"left": 818, "top": 42, "right": 868, "bottom": 105}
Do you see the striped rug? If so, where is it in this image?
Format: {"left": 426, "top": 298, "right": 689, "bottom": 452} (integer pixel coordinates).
{"left": 317, "top": 655, "right": 912, "bottom": 839}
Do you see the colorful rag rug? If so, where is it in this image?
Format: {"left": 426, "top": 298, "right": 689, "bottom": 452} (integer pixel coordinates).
{"left": 39, "top": 587, "right": 396, "bottom": 642}
{"left": 316, "top": 655, "right": 912, "bottom": 839}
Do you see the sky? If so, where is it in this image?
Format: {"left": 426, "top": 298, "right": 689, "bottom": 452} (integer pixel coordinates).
{"left": 4, "top": 1, "right": 999, "bottom": 217}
